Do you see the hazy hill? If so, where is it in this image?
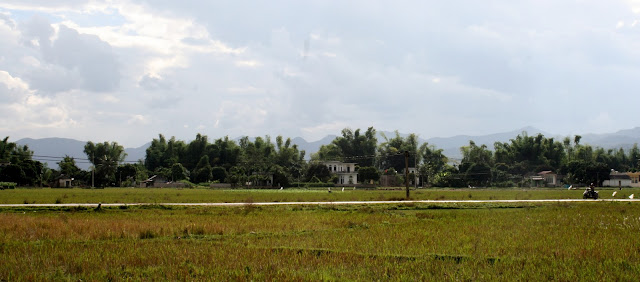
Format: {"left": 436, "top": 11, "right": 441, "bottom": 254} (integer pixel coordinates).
{"left": 13, "top": 126, "right": 640, "bottom": 170}
{"left": 425, "top": 126, "right": 553, "bottom": 159}
{"left": 291, "top": 135, "right": 337, "bottom": 158}
{"left": 580, "top": 127, "right": 640, "bottom": 150}
{"left": 15, "top": 138, "right": 149, "bottom": 170}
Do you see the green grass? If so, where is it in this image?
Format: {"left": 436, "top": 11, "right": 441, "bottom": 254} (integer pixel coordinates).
{"left": 1, "top": 186, "right": 638, "bottom": 204}
{"left": 1, "top": 200, "right": 640, "bottom": 280}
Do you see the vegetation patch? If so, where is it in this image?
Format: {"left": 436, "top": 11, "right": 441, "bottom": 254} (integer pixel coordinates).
{"left": 1, "top": 189, "right": 640, "bottom": 280}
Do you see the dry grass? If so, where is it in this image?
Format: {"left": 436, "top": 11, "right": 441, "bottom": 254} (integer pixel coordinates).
{"left": 1, "top": 201, "right": 640, "bottom": 280}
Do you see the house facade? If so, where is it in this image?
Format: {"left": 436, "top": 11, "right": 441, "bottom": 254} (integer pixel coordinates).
{"left": 626, "top": 172, "right": 640, "bottom": 187}
{"left": 53, "top": 175, "right": 73, "bottom": 188}
{"left": 530, "top": 171, "right": 558, "bottom": 187}
{"left": 324, "top": 161, "right": 358, "bottom": 185}
{"left": 602, "top": 171, "right": 632, "bottom": 187}
{"left": 140, "top": 175, "right": 187, "bottom": 188}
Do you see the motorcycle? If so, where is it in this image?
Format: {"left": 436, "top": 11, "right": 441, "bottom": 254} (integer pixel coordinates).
{"left": 583, "top": 189, "right": 599, "bottom": 199}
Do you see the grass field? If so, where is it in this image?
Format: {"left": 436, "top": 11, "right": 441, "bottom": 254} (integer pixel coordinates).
{"left": 1, "top": 186, "right": 638, "bottom": 204}
{"left": 1, "top": 188, "right": 640, "bottom": 280}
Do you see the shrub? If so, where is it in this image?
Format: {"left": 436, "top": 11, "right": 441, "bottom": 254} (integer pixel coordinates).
{"left": 139, "top": 229, "right": 157, "bottom": 239}
{"left": 0, "top": 182, "right": 17, "bottom": 189}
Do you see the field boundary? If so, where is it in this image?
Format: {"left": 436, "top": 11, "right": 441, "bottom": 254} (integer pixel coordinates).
{"left": 0, "top": 198, "right": 638, "bottom": 208}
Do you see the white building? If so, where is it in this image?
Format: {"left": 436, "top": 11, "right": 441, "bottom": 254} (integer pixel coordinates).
{"left": 324, "top": 161, "right": 358, "bottom": 185}
{"left": 602, "top": 171, "right": 632, "bottom": 188}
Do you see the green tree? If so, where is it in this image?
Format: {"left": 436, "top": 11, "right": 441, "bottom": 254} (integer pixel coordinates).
{"left": 171, "top": 163, "right": 189, "bottom": 181}
{"left": 84, "top": 141, "right": 127, "bottom": 187}
{"left": 273, "top": 135, "right": 305, "bottom": 186}
{"left": 460, "top": 141, "right": 493, "bottom": 186}
{"left": 629, "top": 144, "right": 640, "bottom": 171}
{"left": 226, "top": 166, "right": 246, "bottom": 187}
{"left": 561, "top": 160, "right": 609, "bottom": 186}
{"left": 418, "top": 143, "right": 449, "bottom": 186}
{"left": 208, "top": 136, "right": 241, "bottom": 169}
{"left": 58, "top": 156, "right": 81, "bottom": 178}
{"left": 116, "top": 164, "right": 138, "bottom": 186}
{"left": 0, "top": 137, "right": 42, "bottom": 186}
{"left": 211, "top": 166, "right": 227, "bottom": 182}
{"left": 192, "top": 155, "right": 212, "bottom": 183}
{"left": 311, "top": 127, "right": 377, "bottom": 168}
{"left": 0, "top": 137, "right": 17, "bottom": 162}
{"left": 185, "top": 134, "right": 209, "bottom": 171}
{"left": 0, "top": 164, "right": 25, "bottom": 184}
{"left": 378, "top": 131, "right": 419, "bottom": 171}
{"left": 311, "top": 143, "right": 342, "bottom": 161}
{"left": 305, "top": 163, "right": 331, "bottom": 182}
{"left": 145, "top": 134, "right": 187, "bottom": 171}
{"left": 358, "top": 166, "right": 380, "bottom": 184}
{"left": 493, "top": 132, "right": 566, "bottom": 176}
{"left": 333, "top": 127, "right": 377, "bottom": 166}
{"left": 238, "top": 136, "right": 275, "bottom": 187}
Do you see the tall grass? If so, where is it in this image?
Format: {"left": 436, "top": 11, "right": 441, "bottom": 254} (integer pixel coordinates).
{"left": 1, "top": 202, "right": 639, "bottom": 280}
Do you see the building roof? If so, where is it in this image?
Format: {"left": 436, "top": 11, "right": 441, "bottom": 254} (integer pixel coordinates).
{"left": 323, "top": 161, "right": 357, "bottom": 165}
{"left": 610, "top": 172, "right": 631, "bottom": 180}
{"left": 142, "top": 175, "right": 157, "bottom": 183}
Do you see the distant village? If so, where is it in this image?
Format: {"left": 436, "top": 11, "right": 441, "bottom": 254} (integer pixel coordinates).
{"left": 2, "top": 127, "right": 640, "bottom": 189}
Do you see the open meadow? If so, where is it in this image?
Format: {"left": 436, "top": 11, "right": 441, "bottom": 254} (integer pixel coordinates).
{"left": 1, "top": 186, "right": 639, "bottom": 204}
{"left": 1, "top": 188, "right": 640, "bottom": 280}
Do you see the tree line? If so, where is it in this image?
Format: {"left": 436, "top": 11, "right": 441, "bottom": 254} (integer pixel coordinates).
{"left": 1, "top": 127, "right": 639, "bottom": 187}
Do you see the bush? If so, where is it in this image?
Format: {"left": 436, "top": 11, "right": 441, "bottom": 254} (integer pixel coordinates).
{"left": 139, "top": 229, "right": 157, "bottom": 239}
{"left": 309, "top": 176, "right": 323, "bottom": 183}
{"left": 0, "top": 182, "right": 17, "bottom": 189}
{"left": 304, "top": 182, "right": 335, "bottom": 188}
{"left": 178, "top": 180, "right": 195, "bottom": 188}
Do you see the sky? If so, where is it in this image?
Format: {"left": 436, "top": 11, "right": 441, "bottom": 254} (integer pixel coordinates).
{"left": 1, "top": 0, "right": 640, "bottom": 148}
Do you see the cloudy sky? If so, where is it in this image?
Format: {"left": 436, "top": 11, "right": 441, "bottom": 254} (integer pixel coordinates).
{"left": 1, "top": 0, "right": 640, "bottom": 147}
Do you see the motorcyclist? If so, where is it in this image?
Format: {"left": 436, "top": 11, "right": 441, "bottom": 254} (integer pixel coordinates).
{"left": 583, "top": 183, "right": 598, "bottom": 199}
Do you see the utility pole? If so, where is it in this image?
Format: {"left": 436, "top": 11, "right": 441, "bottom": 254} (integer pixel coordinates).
{"left": 91, "top": 155, "right": 95, "bottom": 188}
{"left": 405, "top": 151, "right": 410, "bottom": 199}
{"left": 415, "top": 152, "right": 418, "bottom": 189}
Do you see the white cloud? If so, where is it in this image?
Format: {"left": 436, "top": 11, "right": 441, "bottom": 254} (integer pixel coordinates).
{"left": 38, "top": 0, "right": 246, "bottom": 80}
{"left": 1, "top": 0, "right": 640, "bottom": 147}
{"left": 322, "top": 52, "right": 337, "bottom": 58}
{"left": 301, "top": 122, "right": 350, "bottom": 141}
{"left": 101, "top": 94, "right": 119, "bottom": 103}
{"left": 227, "top": 86, "right": 262, "bottom": 94}
{"left": 628, "top": 0, "right": 640, "bottom": 13}
{"left": 0, "top": 72, "right": 76, "bottom": 132}
{"left": 0, "top": 70, "right": 31, "bottom": 95}
{"left": 127, "top": 114, "right": 148, "bottom": 125}
{"left": 586, "top": 112, "right": 615, "bottom": 133}
{"left": 235, "top": 60, "right": 262, "bottom": 68}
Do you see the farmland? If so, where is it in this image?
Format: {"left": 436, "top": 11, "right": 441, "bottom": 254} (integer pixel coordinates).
{"left": 1, "top": 186, "right": 638, "bottom": 205}
{"left": 1, "top": 188, "right": 640, "bottom": 280}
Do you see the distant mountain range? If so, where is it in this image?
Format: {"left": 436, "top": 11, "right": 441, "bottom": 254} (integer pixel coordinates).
{"left": 15, "top": 138, "right": 149, "bottom": 170}
{"left": 15, "top": 126, "right": 640, "bottom": 170}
